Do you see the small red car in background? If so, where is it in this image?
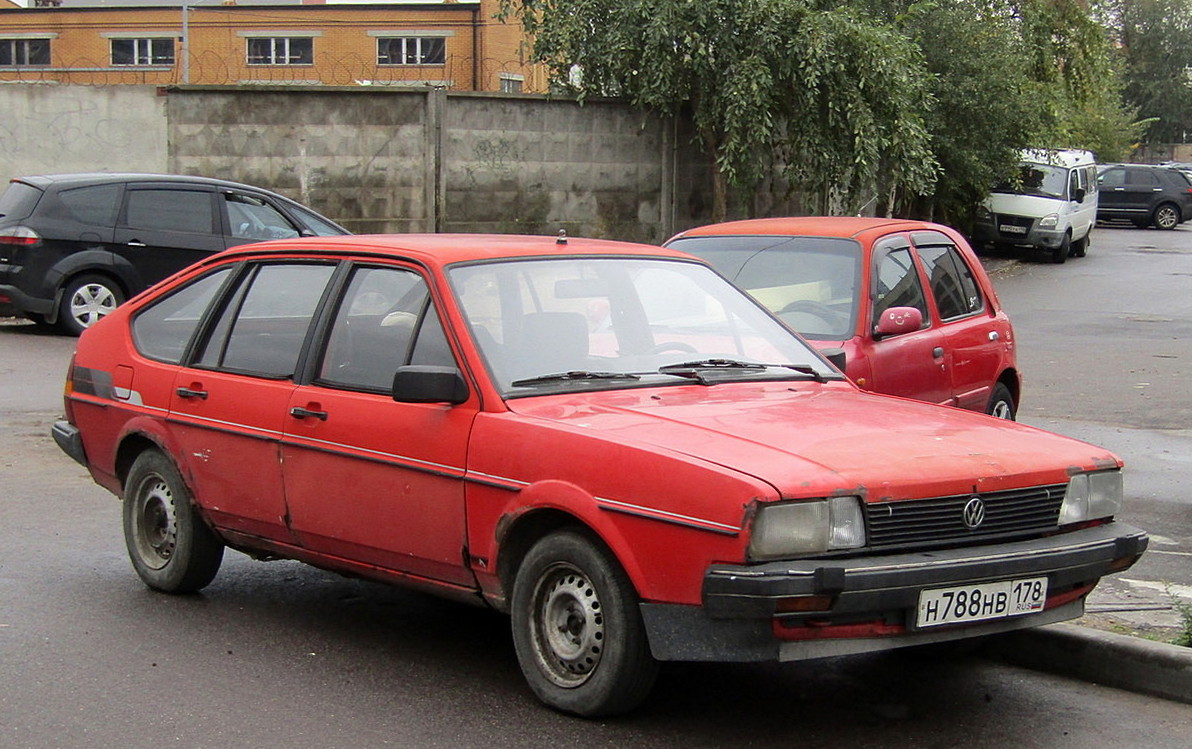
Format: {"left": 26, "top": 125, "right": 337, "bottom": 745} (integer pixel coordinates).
{"left": 53, "top": 234, "right": 1144, "bottom": 716}
{"left": 666, "top": 217, "right": 1020, "bottom": 418}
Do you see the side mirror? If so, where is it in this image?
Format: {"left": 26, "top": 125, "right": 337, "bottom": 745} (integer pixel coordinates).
{"left": 393, "top": 365, "right": 469, "bottom": 404}
{"left": 1072, "top": 187, "right": 1086, "bottom": 203}
{"left": 873, "top": 306, "right": 924, "bottom": 339}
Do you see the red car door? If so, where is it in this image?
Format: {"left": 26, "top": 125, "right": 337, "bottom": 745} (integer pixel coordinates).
{"left": 279, "top": 264, "right": 476, "bottom": 587}
{"left": 860, "top": 238, "right": 951, "bottom": 405}
{"left": 166, "top": 261, "right": 337, "bottom": 541}
{"left": 912, "top": 232, "right": 1008, "bottom": 413}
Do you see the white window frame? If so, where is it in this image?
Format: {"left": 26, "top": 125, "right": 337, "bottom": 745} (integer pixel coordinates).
{"left": 0, "top": 36, "right": 53, "bottom": 67}
{"left": 109, "top": 37, "right": 176, "bottom": 67}
{"left": 370, "top": 30, "right": 452, "bottom": 67}
{"left": 239, "top": 32, "right": 320, "bottom": 66}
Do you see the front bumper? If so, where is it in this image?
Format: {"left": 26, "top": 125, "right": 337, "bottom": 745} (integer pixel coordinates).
{"left": 640, "top": 521, "right": 1147, "bottom": 662}
{"left": 973, "top": 218, "right": 1067, "bottom": 249}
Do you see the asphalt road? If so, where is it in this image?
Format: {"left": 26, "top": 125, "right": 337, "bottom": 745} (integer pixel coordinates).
{"left": 987, "top": 224, "right": 1192, "bottom": 636}
{"left": 2, "top": 225, "right": 1192, "bottom": 746}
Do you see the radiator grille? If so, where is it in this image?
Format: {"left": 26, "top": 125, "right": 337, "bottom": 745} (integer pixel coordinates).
{"left": 864, "top": 484, "right": 1066, "bottom": 549}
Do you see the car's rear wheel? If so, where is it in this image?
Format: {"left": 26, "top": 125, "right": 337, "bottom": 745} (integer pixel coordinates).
{"left": 123, "top": 450, "right": 224, "bottom": 593}
{"left": 510, "top": 529, "right": 658, "bottom": 717}
{"left": 986, "top": 383, "right": 1016, "bottom": 420}
{"left": 1153, "top": 203, "right": 1180, "bottom": 230}
{"left": 59, "top": 273, "right": 124, "bottom": 335}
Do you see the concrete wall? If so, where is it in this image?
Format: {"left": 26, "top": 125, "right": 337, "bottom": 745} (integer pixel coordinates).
{"left": 0, "top": 85, "right": 168, "bottom": 182}
{"left": 0, "top": 84, "right": 726, "bottom": 242}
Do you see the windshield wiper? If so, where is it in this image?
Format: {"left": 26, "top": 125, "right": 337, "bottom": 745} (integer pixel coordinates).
{"left": 658, "top": 359, "right": 833, "bottom": 385}
{"left": 510, "top": 370, "right": 642, "bottom": 387}
{"left": 659, "top": 358, "right": 767, "bottom": 372}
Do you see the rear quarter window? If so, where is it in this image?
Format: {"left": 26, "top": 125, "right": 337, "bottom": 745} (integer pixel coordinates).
{"left": 0, "top": 181, "right": 44, "bottom": 220}
{"left": 132, "top": 267, "right": 235, "bottom": 363}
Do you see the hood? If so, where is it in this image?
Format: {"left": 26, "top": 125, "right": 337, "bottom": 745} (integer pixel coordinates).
{"left": 984, "top": 192, "right": 1067, "bottom": 215}
{"left": 505, "top": 382, "right": 1117, "bottom": 502}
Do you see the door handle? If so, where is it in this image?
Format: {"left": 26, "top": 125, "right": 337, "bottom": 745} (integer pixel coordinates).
{"left": 289, "top": 406, "right": 328, "bottom": 421}
{"left": 932, "top": 347, "right": 945, "bottom": 359}
{"left": 126, "top": 239, "right": 147, "bottom": 247}
{"left": 988, "top": 331, "right": 1000, "bottom": 342}
{"left": 176, "top": 386, "right": 208, "bottom": 400}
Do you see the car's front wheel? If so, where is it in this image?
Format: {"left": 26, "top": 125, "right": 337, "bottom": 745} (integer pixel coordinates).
{"left": 59, "top": 273, "right": 124, "bottom": 335}
{"left": 123, "top": 450, "right": 224, "bottom": 593}
{"left": 510, "top": 529, "right": 658, "bottom": 717}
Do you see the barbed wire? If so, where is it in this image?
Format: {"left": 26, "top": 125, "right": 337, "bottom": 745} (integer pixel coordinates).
{"left": 0, "top": 50, "right": 541, "bottom": 90}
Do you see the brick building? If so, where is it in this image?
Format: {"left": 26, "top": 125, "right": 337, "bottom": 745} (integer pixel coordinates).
{"left": 0, "top": 1, "right": 543, "bottom": 92}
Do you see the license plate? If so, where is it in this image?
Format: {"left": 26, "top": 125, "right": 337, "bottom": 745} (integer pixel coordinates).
{"left": 999, "top": 223, "right": 1027, "bottom": 235}
{"left": 916, "top": 577, "right": 1048, "bottom": 628}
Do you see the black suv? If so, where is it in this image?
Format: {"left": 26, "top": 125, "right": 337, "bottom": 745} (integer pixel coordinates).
{"left": 1097, "top": 164, "right": 1192, "bottom": 230}
{"left": 0, "top": 173, "right": 348, "bottom": 334}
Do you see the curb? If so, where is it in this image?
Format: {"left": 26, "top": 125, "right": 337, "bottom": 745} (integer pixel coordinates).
{"left": 988, "top": 622, "right": 1192, "bottom": 704}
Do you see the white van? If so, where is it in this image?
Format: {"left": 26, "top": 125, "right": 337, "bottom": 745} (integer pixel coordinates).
{"left": 974, "top": 149, "right": 1098, "bottom": 263}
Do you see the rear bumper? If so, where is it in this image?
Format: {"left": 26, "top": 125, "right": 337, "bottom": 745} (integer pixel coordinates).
{"left": 52, "top": 420, "right": 88, "bottom": 467}
{"left": 640, "top": 521, "right": 1148, "bottom": 662}
{"left": 0, "top": 282, "right": 54, "bottom": 317}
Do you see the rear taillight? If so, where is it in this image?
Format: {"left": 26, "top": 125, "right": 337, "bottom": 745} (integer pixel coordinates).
{"left": 0, "top": 225, "right": 40, "bottom": 246}
{"left": 63, "top": 354, "right": 77, "bottom": 423}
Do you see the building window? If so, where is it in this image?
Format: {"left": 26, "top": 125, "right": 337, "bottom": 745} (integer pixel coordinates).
{"left": 111, "top": 38, "right": 175, "bottom": 66}
{"left": 247, "top": 37, "right": 313, "bottom": 66}
{"left": 0, "top": 39, "right": 51, "bottom": 67}
{"left": 377, "top": 37, "right": 446, "bottom": 66}
{"left": 499, "top": 74, "right": 524, "bottom": 94}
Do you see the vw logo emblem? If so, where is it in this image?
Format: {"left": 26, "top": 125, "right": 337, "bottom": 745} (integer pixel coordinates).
{"left": 962, "top": 496, "right": 986, "bottom": 530}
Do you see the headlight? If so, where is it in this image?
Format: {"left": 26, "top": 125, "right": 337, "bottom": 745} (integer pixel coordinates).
{"left": 975, "top": 205, "right": 992, "bottom": 222}
{"left": 1058, "top": 471, "right": 1123, "bottom": 525}
{"left": 1039, "top": 213, "right": 1059, "bottom": 228}
{"left": 749, "top": 497, "right": 866, "bottom": 560}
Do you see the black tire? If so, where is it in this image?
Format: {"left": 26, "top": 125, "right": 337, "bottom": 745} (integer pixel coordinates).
{"left": 123, "top": 450, "right": 224, "bottom": 593}
{"left": 1069, "top": 233, "right": 1088, "bottom": 258}
{"left": 986, "top": 382, "right": 1016, "bottom": 420}
{"left": 58, "top": 273, "right": 125, "bottom": 335}
{"left": 1153, "top": 203, "right": 1180, "bottom": 230}
{"left": 1049, "top": 233, "right": 1069, "bottom": 264}
{"left": 510, "top": 529, "right": 658, "bottom": 717}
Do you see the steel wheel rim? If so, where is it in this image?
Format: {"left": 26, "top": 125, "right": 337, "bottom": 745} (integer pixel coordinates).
{"left": 529, "top": 563, "right": 605, "bottom": 688}
{"left": 131, "top": 476, "right": 178, "bottom": 570}
{"left": 70, "top": 283, "right": 117, "bottom": 328}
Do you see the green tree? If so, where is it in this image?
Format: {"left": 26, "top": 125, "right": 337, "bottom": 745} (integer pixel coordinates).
{"left": 498, "top": 0, "right": 936, "bottom": 220}
{"left": 1110, "top": 0, "right": 1192, "bottom": 146}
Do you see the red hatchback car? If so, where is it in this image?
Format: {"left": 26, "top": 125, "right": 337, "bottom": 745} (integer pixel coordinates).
{"left": 54, "top": 234, "right": 1144, "bottom": 716}
{"left": 666, "top": 217, "right": 1020, "bottom": 418}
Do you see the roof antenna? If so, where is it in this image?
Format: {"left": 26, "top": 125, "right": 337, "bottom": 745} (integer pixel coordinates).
{"left": 556, "top": 229, "right": 568, "bottom": 245}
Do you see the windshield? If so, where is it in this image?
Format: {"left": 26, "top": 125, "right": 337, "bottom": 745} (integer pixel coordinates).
{"left": 448, "top": 256, "right": 838, "bottom": 396}
{"left": 667, "top": 235, "right": 861, "bottom": 340}
{"left": 993, "top": 163, "right": 1069, "bottom": 200}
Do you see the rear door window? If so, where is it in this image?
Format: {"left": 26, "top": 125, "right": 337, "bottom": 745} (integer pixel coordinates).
{"left": 914, "top": 241, "right": 984, "bottom": 321}
{"left": 124, "top": 188, "right": 215, "bottom": 234}
{"left": 195, "top": 262, "right": 336, "bottom": 377}
{"left": 57, "top": 184, "right": 122, "bottom": 225}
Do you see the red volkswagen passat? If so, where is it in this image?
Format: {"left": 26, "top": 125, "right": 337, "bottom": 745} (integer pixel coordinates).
{"left": 54, "top": 234, "right": 1144, "bottom": 716}
{"left": 667, "top": 217, "right": 1020, "bottom": 418}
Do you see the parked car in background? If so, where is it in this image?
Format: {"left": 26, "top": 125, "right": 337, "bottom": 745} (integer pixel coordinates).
{"left": 973, "top": 149, "right": 1098, "bottom": 263}
{"left": 1096, "top": 163, "right": 1192, "bottom": 230}
{"left": 0, "top": 173, "right": 348, "bottom": 334}
{"left": 666, "top": 217, "right": 1021, "bottom": 419}
{"left": 53, "top": 233, "right": 1146, "bottom": 716}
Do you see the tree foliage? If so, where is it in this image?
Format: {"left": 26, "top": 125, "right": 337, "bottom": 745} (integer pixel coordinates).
{"left": 1109, "top": 0, "right": 1192, "bottom": 145}
{"left": 499, "top": 0, "right": 1144, "bottom": 224}
{"left": 498, "top": 0, "right": 936, "bottom": 219}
